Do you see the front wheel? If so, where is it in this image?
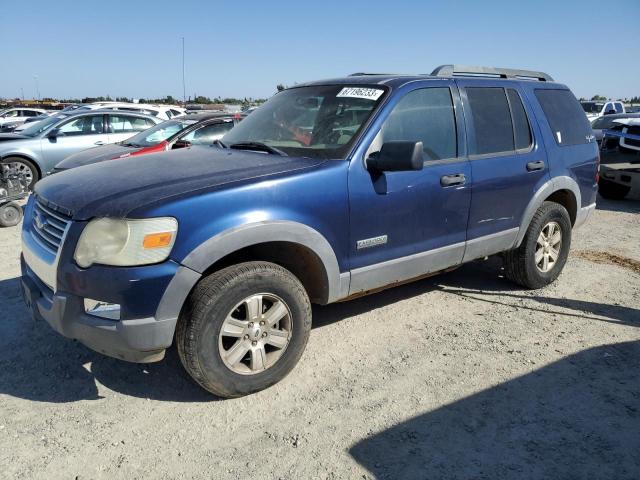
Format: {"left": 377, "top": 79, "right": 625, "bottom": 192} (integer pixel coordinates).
{"left": 176, "top": 261, "right": 312, "bottom": 398}
{"left": 5, "top": 157, "right": 40, "bottom": 189}
{"left": 504, "top": 201, "right": 572, "bottom": 289}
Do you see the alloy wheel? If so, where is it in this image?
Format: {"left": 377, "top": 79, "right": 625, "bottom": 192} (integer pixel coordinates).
{"left": 218, "top": 293, "right": 293, "bottom": 375}
{"left": 535, "top": 221, "right": 562, "bottom": 273}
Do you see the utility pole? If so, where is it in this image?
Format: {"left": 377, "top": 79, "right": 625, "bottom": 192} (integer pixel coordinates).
{"left": 20, "top": 88, "right": 24, "bottom": 101}
{"left": 181, "top": 37, "right": 186, "bottom": 106}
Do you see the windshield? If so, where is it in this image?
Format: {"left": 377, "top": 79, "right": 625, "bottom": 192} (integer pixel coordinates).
{"left": 222, "top": 85, "right": 386, "bottom": 159}
{"left": 120, "top": 119, "right": 196, "bottom": 147}
{"left": 19, "top": 114, "right": 68, "bottom": 137}
{"left": 581, "top": 102, "right": 604, "bottom": 113}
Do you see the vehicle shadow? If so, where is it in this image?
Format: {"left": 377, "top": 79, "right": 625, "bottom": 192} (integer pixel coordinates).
{"left": 1, "top": 255, "right": 635, "bottom": 403}
{"left": 596, "top": 191, "right": 640, "bottom": 214}
{"left": 349, "top": 340, "right": 640, "bottom": 479}
{"left": 0, "top": 276, "right": 216, "bottom": 403}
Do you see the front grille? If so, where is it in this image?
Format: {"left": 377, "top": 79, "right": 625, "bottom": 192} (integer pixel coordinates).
{"left": 624, "top": 126, "right": 640, "bottom": 148}
{"left": 31, "top": 199, "right": 71, "bottom": 254}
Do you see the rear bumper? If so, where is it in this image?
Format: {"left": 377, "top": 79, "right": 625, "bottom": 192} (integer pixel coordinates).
{"left": 21, "top": 257, "right": 180, "bottom": 363}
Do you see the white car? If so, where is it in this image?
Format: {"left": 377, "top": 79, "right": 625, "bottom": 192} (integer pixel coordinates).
{"left": 0, "top": 107, "right": 48, "bottom": 131}
{"left": 77, "top": 102, "right": 186, "bottom": 120}
{"left": 581, "top": 100, "right": 625, "bottom": 121}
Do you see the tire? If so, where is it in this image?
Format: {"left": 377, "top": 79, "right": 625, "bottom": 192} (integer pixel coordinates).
{"left": 176, "top": 261, "right": 312, "bottom": 398}
{"left": 598, "top": 178, "right": 630, "bottom": 200}
{"left": 4, "top": 157, "right": 40, "bottom": 189}
{"left": 0, "top": 202, "right": 23, "bottom": 227}
{"left": 504, "top": 201, "right": 572, "bottom": 289}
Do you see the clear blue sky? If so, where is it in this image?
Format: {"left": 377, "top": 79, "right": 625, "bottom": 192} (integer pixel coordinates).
{"left": 1, "top": 0, "right": 638, "bottom": 101}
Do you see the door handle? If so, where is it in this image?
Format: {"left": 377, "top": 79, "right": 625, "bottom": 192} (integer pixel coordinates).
{"left": 94, "top": 141, "right": 105, "bottom": 146}
{"left": 440, "top": 173, "right": 466, "bottom": 187}
{"left": 526, "top": 160, "right": 545, "bottom": 172}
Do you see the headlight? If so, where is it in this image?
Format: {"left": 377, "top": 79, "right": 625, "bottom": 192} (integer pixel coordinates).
{"left": 74, "top": 217, "right": 178, "bottom": 268}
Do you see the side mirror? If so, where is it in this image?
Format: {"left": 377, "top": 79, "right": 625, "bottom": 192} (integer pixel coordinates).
{"left": 47, "top": 128, "right": 61, "bottom": 139}
{"left": 366, "top": 141, "right": 424, "bottom": 172}
{"left": 172, "top": 139, "right": 192, "bottom": 149}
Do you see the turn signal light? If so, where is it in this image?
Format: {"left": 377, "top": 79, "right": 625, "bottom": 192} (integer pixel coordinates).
{"left": 143, "top": 232, "right": 173, "bottom": 249}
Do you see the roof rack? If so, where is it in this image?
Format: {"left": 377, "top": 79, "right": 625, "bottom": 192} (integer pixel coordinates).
{"left": 431, "top": 65, "right": 553, "bottom": 82}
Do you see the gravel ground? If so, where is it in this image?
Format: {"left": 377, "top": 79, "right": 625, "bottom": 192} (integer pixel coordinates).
{"left": 1, "top": 193, "right": 639, "bottom": 480}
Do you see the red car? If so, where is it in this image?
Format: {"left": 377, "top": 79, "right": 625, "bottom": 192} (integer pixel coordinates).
{"left": 55, "top": 113, "right": 241, "bottom": 172}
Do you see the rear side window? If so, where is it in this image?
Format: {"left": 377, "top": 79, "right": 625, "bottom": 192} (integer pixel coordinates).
{"left": 379, "top": 87, "right": 457, "bottom": 161}
{"left": 535, "top": 89, "right": 592, "bottom": 146}
{"left": 110, "top": 115, "right": 154, "bottom": 133}
{"left": 466, "top": 88, "right": 514, "bottom": 155}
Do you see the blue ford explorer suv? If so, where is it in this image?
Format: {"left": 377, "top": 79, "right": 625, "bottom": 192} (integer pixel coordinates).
{"left": 21, "top": 65, "right": 598, "bottom": 398}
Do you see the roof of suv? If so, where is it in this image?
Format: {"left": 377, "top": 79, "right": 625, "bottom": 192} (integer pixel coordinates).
{"left": 297, "top": 74, "right": 565, "bottom": 91}
{"left": 296, "top": 65, "right": 563, "bottom": 90}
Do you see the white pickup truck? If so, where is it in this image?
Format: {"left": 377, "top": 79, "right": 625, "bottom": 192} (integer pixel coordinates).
{"left": 581, "top": 100, "right": 625, "bottom": 120}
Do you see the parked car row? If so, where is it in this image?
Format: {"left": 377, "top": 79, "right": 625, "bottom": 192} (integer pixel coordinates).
{"left": 0, "top": 106, "right": 242, "bottom": 187}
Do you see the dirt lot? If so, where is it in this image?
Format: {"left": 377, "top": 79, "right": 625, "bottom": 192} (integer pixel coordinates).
{"left": 1, "top": 193, "right": 639, "bottom": 480}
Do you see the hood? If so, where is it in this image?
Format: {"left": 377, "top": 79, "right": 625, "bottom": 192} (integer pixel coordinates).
{"left": 613, "top": 118, "right": 640, "bottom": 127}
{"left": 0, "top": 133, "right": 29, "bottom": 142}
{"left": 55, "top": 143, "right": 135, "bottom": 170}
{"left": 35, "top": 146, "right": 325, "bottom": 220}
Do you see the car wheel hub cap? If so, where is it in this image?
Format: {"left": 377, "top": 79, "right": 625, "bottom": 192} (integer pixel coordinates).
{"left": 535, "top": 221, "right": 562, "bottom": 273}
{"left": 7, "top": 161, "right": 33, "bottom": 185}
{"left": 218, "top": 293, "right": 293, "bottom": 375}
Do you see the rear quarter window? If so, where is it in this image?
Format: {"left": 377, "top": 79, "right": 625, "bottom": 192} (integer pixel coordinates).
{"left": 534, "top": 89, "right": 592, "bottom": 146}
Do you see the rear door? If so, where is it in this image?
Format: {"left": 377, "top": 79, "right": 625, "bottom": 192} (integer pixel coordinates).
{"left": 456, "top": 79, "right": 549, "bottom": 260}
{"left": 107, "top": 114, "right": 157, "bottom": 143}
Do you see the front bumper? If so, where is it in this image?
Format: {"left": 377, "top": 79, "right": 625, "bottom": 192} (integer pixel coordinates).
{"left": 21, "top": 258, "right": 175, "bottom": 362}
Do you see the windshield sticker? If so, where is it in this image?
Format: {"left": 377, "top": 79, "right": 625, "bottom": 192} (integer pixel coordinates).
{"left": 337, "top": 87, "right": 384, "bottom": 101}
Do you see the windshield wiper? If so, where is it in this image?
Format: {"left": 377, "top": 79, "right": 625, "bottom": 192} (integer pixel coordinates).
{"left": 121, "top": 142, "right": 141, "bottom": 148}
{"left": 212, "top": 139, "right": 227, "bottom": 148}
{"left": 229, "top": 141, "right": 287, "bottom": 156}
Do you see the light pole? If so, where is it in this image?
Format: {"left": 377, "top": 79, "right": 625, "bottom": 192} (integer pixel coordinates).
{"left": 181, "top": 37, "right": 186, "bottom": 105}
{"left": 33, "top": 75, "right": 40, "bottom": 101}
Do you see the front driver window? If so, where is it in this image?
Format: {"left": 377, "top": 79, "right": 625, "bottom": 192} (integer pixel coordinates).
{"left": 375, "top": 87, "right": 458, "bottom": 161}
{"left": 58, "top": 115, "right": 104, "bottom": 136}
{"left": 182, "top": 122, "right": 235, "bottom": 144}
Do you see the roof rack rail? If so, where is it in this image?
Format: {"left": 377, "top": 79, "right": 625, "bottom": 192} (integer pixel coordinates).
{"left": 348, "top": 72, "right": 396, "bottom": 76}
{"left": 431, "top": 65, "right": 553, "bottom": 82}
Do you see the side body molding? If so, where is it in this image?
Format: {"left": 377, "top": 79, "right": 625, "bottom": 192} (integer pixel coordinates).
{"left": 180, "top": 221, "right": 348, "bottom": 304}
{"left": 514, "top": 175, "right": 582, "bottom": 248}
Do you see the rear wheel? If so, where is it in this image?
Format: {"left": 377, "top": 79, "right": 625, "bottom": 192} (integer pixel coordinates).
{"left": 504, "top": 201, "right": 571, "bottom": 289}
{"left": 598, "top": 178, "right": 630, "bottom": 200}
{"left": 0, "top": 202, "right": 23, "bottom": 227}
{"left": 176, "top": 261, "right": 312, "bottom": 398}
{"left": 5, "top": 157, "right": 39, "bottom": 189}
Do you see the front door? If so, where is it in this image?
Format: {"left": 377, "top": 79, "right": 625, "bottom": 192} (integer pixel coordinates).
{"left": 39, "top": 114, "right": 109, "bottom": 173}
{"left": 348, "top": 81, "right": 471, "bottom": 295}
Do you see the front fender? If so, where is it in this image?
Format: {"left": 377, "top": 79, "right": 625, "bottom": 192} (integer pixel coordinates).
{"left": 181, "top": 220, "right": 348, "bottom": 303}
